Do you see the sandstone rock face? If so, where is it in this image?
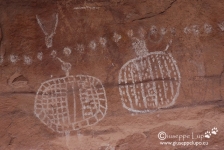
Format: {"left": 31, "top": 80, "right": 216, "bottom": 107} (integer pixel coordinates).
{"left": 0, "top": 0, "right": 224, "bottom": 149}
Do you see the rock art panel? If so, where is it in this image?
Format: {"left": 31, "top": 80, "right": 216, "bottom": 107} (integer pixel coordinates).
{"left": 118, "top": 38, "right": 181, "bottom": 113}
{"left": 36, "top": 13, "right": 58, "bottom": 48}
{"left": 34, "top": 57, "right": 107, "bottom": 133}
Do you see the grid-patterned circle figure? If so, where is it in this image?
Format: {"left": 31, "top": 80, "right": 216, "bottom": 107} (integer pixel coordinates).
{"left": 34, "top": 75, "right": 107, "bottom": 133}
{"left": 119, "top": 51, "right": 181, "bottom": 113}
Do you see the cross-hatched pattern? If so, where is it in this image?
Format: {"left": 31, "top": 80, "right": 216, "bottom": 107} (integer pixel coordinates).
{"left": 119, "top": 51, "right": 181, "bottom": 113}
{"left": 34, "top": 75, "right": 107, "bottom": 133}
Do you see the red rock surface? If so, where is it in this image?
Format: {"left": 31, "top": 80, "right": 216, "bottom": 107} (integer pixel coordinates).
{"left": 0, "top": 0, "right": 224, "bottom": 149}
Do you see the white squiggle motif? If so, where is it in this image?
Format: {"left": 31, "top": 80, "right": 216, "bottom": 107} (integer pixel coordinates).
{"left": 23, "top": 55, "right": 32, "bottom": 65}
{"left": 113, "top": 32, "right": 122, "bottom": 43}
{"left": 63, "top": 47, "right": 72, "bottom": 57}
{"left": 36, "top": 13, "right": 58, "bottom": 48}
{"left": 89, "top": 41, "right": 96, "bottom": 50}
{"left": 204, "top": 23, "right": 212, "bottom": 34}
{"left": 118, "top": 38, "right": 181, "bottom": 113}
{"left": 37, "top": 52, "right": 43, "bottom": 61}
{"left": 34, "top": 58, "right": 107, "bottom": 133}
{"left": 9, "top": 54, "right": 19, "bottom": 64}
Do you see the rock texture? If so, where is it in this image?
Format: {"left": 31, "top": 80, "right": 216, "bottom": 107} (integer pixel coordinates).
{"left": 0, "top": 0, "right": 224, "bottom": 150}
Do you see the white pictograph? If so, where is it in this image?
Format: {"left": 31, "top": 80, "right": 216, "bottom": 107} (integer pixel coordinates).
{"left": 149, "top": 25, "right": 163, "bottom": 43}
{"left": 204, "top": 23, "right": 212, "bottom": 34}
{"left": 89, "top": 41, "right": 96, "bottom": 50}
{"left": 37, "top": 52, "right": 43, "bottom": 61}
{"left": 218, "top": 21, "right": 224, "bottom": 31}
{"left": 23, "top": 55, "right": 32, "bottom": 65}
{"left": 191, "top": 25, "right": 199, "bottom": 35}
{"left": 161, "top": 27, "right": 167, "bottom": 35}
{"left": 63, "top": 47, "right": 72, "bottom": 57}
{"left": 184, "top": 26, "right": 191, "bottom": 34}
{"left": 51, "top": 50, "right": 57, "bottom": 58}
{"left": 9, "top": 54, "right": 19, "bottom": 64}
{"left": 118, "top": 38, "right": 181, "bottom": 113}
{"left": 113, "top": 32, "right": 122, "bottom": 43}
{"left": 76, "top": 44, "right": 85, "bottom": 53}
{"left": 36, "top": 13, "right": 58, "bottom": 48}
{"left": 34, "top": 57, "right": 107, "bottom": 133}
{"left": 99, "top": 37, "right": 107, "bottom": 47}
{"left": 127, "top": 29, "right": 134, "bottom": 37}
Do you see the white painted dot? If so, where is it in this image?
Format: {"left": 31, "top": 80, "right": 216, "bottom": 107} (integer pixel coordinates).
{"left": 63, "top": 47, "right": 72, "bottom": 57}
{"left": 76, "top": 44, "right": 85, "bottom": 53}
{"left": 204, "top": 23, "right": 212, "bottom": 34}
{"left": 127, "top": 29, "right": 133, "bottom": 37}
{"left": 9, "top": 54, "right": 19, "bottom": 64}
{"left": 23, "top": 55, "right": 32, "bottom": 65}
{"left": 89, "top": 41, "right": 96, "bottom": 50}
{"left": 51, "top": 50, "right": 57, "bottom": 58}
{"left": 37, "top": 52, "right": 43, "bottom": 61}
{"left": 150, "top": 25, "right": 157, "bottom": 35}
{"left": 161, "top": 27, "right": 167, "bottom": 35}
{"left": 99, "top": 37, "right": 107, "bottom": 47}
{"left": 184, "top": 26, "right": 191, "bottom": 34}
{"left": 218, "top": 21, "right": 224, "bottom": 31}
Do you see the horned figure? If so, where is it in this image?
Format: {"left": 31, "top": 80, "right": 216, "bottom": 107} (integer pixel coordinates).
{"left": 34, "top": 58, "right": 107, "bottom": 133}
{"left": 118, "top": 38, "right": 181, "bottom": 113}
